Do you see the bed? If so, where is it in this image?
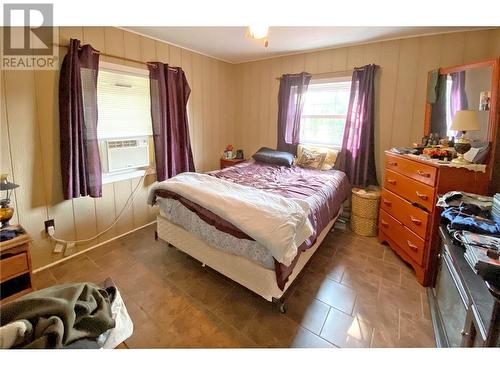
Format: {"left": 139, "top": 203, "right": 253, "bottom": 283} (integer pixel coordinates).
{"left": 148, "top": 159, "right": 350, "bottom": 311}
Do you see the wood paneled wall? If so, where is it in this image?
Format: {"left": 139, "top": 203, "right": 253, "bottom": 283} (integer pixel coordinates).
{"left": 234, "top": 28, "right": 500, "bottom": 183}
{"left": 1, "top": 27, "right": 237, "bottom": 269}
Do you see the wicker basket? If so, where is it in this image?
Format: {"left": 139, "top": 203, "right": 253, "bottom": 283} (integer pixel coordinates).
{"left": 350, "top": 187, "right": 381, "bottom": 236}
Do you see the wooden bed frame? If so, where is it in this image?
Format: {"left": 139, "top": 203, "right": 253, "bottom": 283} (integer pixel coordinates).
{"left": 154, "top": 209, "right": 342, "bottom": 312}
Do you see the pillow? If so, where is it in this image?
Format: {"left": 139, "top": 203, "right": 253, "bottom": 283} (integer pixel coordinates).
{"left": 252, "top": 147, "right": 294, "bottom": 167}
{"left": 295, "top": 148, "right": 327, "bottom": 169}
{"left": 297, "top": 145, "right": 339, "bottom": 170}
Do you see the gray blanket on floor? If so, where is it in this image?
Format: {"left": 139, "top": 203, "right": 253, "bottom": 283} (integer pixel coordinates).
{"left": 0, "top": 282, "right": 115, "bottom": 348}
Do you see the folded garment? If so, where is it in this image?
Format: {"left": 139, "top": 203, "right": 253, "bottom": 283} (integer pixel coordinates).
{"left": 0, "top": 283, "right": 115, "bottom": 349}
{"left": 442, "top": 203, "right": 500, "bottom": 236}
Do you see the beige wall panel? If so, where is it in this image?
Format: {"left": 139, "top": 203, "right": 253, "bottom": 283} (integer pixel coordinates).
{"left": 258, "top": 60, "right": 271, "bottom": 148}
{"left": 82, "top": 27, "right": 106, "bottom": 57}
{"left": 72, "top": 196, "right": 97, "bottom": 249}
{"left": 201, "top": 56, "right": 211, "bottom": 171}
{"left": 375, "top": 40, "right": 400, "bottom": 180}
{"left": 363, "top": 43, "right": 382, "bottom": 65}
{"left": 131, "top": 176, "right": 150, "bottom": 228}
{"left": 331, "top": 47, "right": 348, "bottom": 72}
{"left": 305, "top": 52, "right": 319, "bottom": 74}
{"left": 123, "top": 30, "right": 142, "bottom": 68}
{"left": 191, "top": 53, "right": 203, "bottom": 171}
{"left": 347, "top": 45, "right": 365, "bottom": 69}
{"left": 103, "top": 28, "right": 125, "bottom": 64}
{"left": 463, "top": 30, "right": 492, "bottom": 63}
{"left": 169, "top": 46, "right": 181, "bottom": 66}
{"left": 113, "top": 179, "right": 134, "bottom": 235}
{"left": 3, "top": 71, "right": 48, "bottom": 249}
{"left": 489, "top": 29, "right": 500, "bottom": 56}
{"left": 291, "top": 54, "right": 306, "bottom": 73}
{"left": 155, "top": 41, "right": 169, "bottom": 63}
{"left": 268, "top": 58, "right": 282, "bottom": 148}
{"left": 440, "top": 33, "right": 465, "bottom": 67}
{"left": 140, "top": 36, "right": 157, "bottom": 62}
{"left": 390, "top": 38, "right": 421, "bottom": 148}
{"left": 0, "top": 72, "right": 18, "bottom": 224}
{"left": 59, "top": 27, "right": 83, "bottom": 46}
{"left": 94, "top": 183, "right": 117, "bottom": 242}
{"left": 410, "top": 35, "right": 442, "bottom": 146}
{"left": 34, "top": 68, "right": 77, "bottom": 243}
{"left": 317, "top": 50, "right": 333, "bottom": 73}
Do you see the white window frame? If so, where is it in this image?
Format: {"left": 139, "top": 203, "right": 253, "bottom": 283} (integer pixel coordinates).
{"left": 300, "top": 76, "right": 352, "bottom": 150}
{"left": 97, "top": 61, "right": 154, "bottom": 184}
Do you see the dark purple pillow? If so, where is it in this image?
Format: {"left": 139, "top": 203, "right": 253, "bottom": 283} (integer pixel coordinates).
{"left": 252, "top": 147, "right": 294, "bottom": 167}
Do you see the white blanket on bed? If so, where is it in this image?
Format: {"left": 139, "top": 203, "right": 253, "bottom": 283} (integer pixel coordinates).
{"left": 147, "top": 172, "right": 313, "bottom": 266}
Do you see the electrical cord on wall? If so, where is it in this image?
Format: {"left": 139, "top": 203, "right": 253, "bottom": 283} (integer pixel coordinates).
{"left": 47, "top": 170, "right": 148, "bottom": 246}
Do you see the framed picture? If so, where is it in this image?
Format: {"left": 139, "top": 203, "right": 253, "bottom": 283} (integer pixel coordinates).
{"left": 479, "top": 91, "right": 491, "bottom": 111}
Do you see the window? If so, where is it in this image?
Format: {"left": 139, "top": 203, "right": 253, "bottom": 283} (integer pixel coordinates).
{"left": 96, "top": 62, "right": 154, "bottom": 183}
{"left": 300, "top": 77, "right": 351, "bottom": 147}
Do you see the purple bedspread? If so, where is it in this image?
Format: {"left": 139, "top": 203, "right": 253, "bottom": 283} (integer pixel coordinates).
{"left": 209, "top": 161, "right": 351, "bottom": 249}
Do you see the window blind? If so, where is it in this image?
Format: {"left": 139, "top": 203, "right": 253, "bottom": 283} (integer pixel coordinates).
{"left": 97, "top": 68, "right": 153, "bottom": 139}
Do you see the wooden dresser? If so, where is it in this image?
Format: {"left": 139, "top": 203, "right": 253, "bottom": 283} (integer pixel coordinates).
{"left": 378, "top": 151, "right": 489, "bottom": 286}
{"left": 0, "top": 227, "right": 33, "bottom": 303}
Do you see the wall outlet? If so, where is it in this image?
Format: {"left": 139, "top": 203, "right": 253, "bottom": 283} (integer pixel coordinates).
{"left": 44, "top": 219, "right": 55, "bottom": 233}
{"left": 53, "top": 243, "right": 65, "bottom": 253}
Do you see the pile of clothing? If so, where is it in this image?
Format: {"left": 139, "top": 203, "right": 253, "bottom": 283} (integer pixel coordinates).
{"left": 438, "top": 191, "right": 500, "bottom": 236}
{"left": 0, "top": 279, "right": 133, "bottom": 349}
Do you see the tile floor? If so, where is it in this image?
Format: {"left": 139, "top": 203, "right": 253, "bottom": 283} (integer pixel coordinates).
{"left": 32, "top": 224, "right": 435, "bottom": 348}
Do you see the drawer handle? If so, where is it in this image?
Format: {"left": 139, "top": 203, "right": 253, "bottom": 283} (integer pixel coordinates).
{"left": 415, "top": 191, "right": 428, "bottom": 200}
{"left": 387, "top": 179, "right": 396, "bottom": 185}
{"left": 388, "top": 161, "right": 398, "bottom": 166}
{"left": 416, "top": 170, "right": 431, "bottom": 178}
{"left": 410, "top": 216, "right": 422, "bottom": 225}
{"left": 381, "top": 220, "right": 389, "bottom": 228}
{"left": 407, "top": 240, "right": 419, "bottom": 251}
{"left": 383, "top": 199, "right": 392, "bottom": 206}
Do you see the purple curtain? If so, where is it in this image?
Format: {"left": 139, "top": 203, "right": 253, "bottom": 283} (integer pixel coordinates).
{"left": 450, "top": 71, "right": 468, "bottom": 119}
{"left": 337, "top": 64, "right": 379, "bottom": 187}
{"left": 276, "top": 72, "right": 312, "bottom": 155}
{"left": 148, "top": 63, "right": 194, "bottom": 181}
{"left": 59, "top": 38, "right": 102, "bottom": 199}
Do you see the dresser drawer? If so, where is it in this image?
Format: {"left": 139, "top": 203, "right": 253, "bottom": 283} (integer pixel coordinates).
{"left": 384, "top": 169, "right": 436, "bottom": 212}
{"left": 380, "top": 188, "right": 429, "bottom": 239}
{"left": 379, "top": 210, "right": 426, "bottom": 266}
{"left": 0, "top": 252, "right": 29, "bottom": 282}
{"left": 386, "top": 154, "right": 437, "bottom": 187}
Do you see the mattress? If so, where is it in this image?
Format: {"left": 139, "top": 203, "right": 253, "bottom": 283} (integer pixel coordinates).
{"left": 157, "top": 197, "right": 275, "bottom": 269}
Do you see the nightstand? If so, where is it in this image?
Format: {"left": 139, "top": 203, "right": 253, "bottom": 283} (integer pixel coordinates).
{"left": 220, "top": 158, "right": 246, "bottom": 169}
{"left": 1, "top": 225, "right": 33, "bottom": 303}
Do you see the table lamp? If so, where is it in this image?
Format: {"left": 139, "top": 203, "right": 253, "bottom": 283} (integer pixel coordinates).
{"left": 450, "top": 110, "right": 480, "bottom": 164}
{"left": 0, "top": 174, "right": 19, "bottom": 228}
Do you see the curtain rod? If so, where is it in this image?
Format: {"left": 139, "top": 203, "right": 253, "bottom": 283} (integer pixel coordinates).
{"left": 54, "top": 43, "right": 178, "bottom": 70}
{"left": 275, "top": 69, "right": 355, "bottom": 81}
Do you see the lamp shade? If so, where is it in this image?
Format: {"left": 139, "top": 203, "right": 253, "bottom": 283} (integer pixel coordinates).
{"left": 450, "top": 110, "right": 480, "bottom": 132}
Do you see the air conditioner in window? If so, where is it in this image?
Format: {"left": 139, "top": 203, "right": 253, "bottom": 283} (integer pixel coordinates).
{"left": 105, "top": 138, "right": 149, "bottom": 173}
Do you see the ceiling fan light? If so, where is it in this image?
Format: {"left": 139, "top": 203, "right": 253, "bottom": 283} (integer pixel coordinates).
{"left": 248, "top": 25, "right": 269, "bottom": 40}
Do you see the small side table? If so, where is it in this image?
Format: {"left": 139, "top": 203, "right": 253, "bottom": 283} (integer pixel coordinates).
{"left": 0, "top": 225, "right": 33, "bottom": 303}
{"left": 220, "top": 158, "right": 246, "bottom": 169}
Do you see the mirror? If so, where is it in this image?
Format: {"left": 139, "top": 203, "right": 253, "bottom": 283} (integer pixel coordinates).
{"left": 428, "top": 65, "right": 493, "bottom": 142}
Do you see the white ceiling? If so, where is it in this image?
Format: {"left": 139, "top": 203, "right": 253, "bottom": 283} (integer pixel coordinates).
{"left": 124, "top": 26, "right": 483, "bottom": 64}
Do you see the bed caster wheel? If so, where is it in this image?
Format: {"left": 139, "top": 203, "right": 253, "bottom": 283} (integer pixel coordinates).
{"left": 154, "top": 231, "right": 158, "bottom": 241}
{"left": 278, "top": 303, "right": 287, "bottom": 314}
{"left": 272, "top": 297, "right": 287, "bottom": 314}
